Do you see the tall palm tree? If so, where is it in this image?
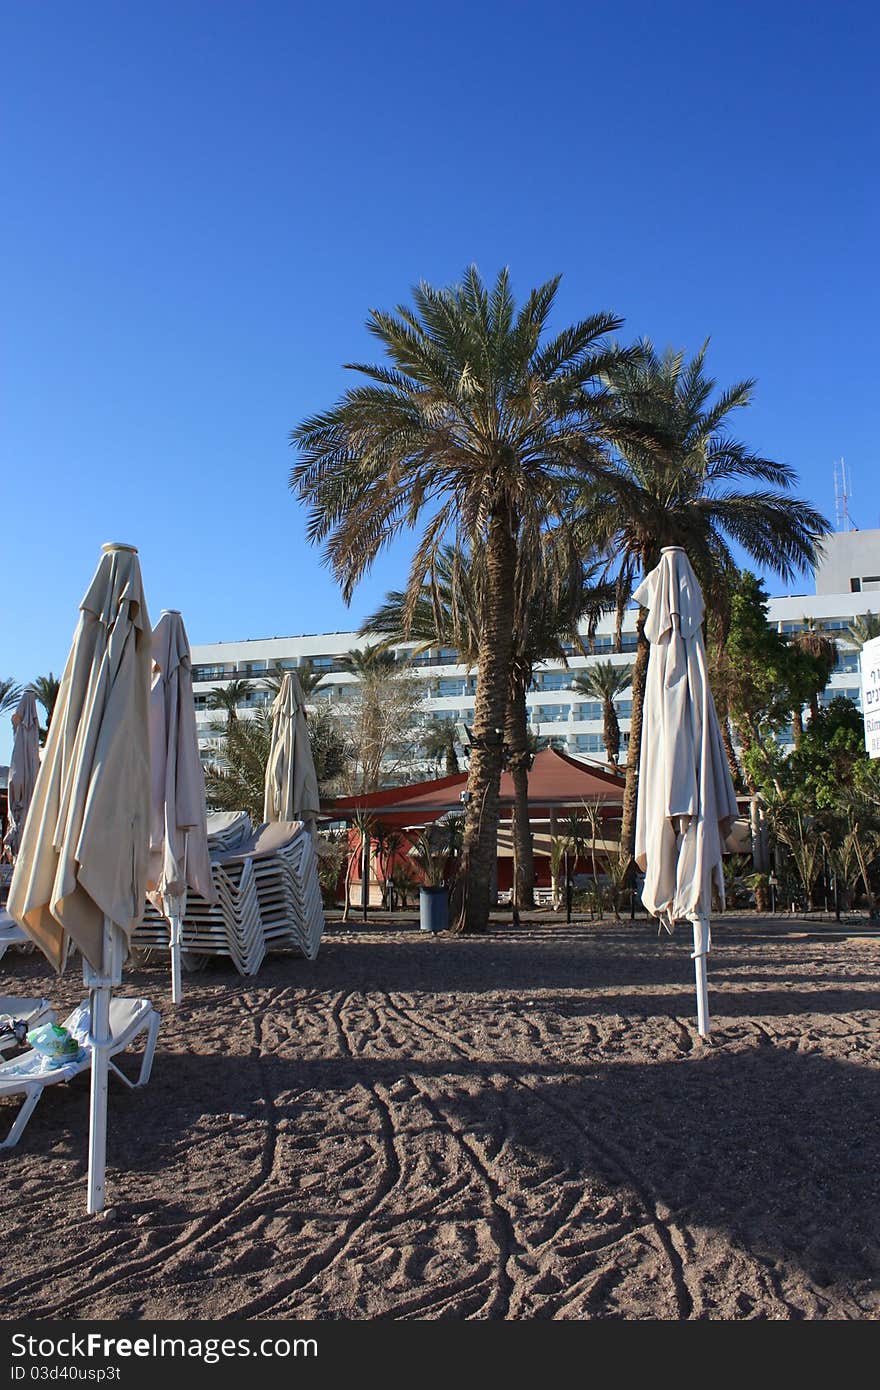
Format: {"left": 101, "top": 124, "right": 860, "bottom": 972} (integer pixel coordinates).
{"left": 571, "top": 661, "right": 632, "bottom": 766}
{"left": 363, "top": 542, "right": 614, "bottom": 910}
{"left": 577, "top": 340, "right": 828, "bottom": 869}
{"left": 30, "top": 672, "right": 61, "bottom": 745}
{"left": 207, "top": 678, "right": 254, "bottom": 727}
{"left": 847, "top": 612, "right": 880, "bottom": 650}
{"left": 291, "top": 266, "right": 626, "bottom": 931}
{"left": 0, "top": 678, "right": 22, "bottom": 716}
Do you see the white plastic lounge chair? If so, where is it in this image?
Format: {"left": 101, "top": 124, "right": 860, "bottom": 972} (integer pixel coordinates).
{"left": 0, "top": 998, "right": 55, "bottom": 1055}
{"left": 0, "top": 910, "right": 31, "bottom": 964}
{"left": 134, "top": 819, "right": 324, "bottom": 975}
{"left": 0, "top": 997, "right": 160, "bottom": 1149}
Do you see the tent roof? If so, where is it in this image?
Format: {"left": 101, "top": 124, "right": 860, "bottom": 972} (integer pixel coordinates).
{"left": 325, "top": 748, "right": 625, "bottom": 824}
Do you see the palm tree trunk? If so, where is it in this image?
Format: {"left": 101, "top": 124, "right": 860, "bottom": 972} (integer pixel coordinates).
{"left": 455, "top": 507, "right": 517, "bottom": 933}
{"left": 619, "top": 607, "right": 649, "bottom": 868}
{"left": 720, "top": 716, "right": 743, "bottom": 791}
{"left": 603, "top": 699, "right": 621, "bottom": 767}
{"left": 792, "top": 706, "right": 804, "bottom": 749}
{"left": 506, "top": 679, "right": 534, "bottom": 910}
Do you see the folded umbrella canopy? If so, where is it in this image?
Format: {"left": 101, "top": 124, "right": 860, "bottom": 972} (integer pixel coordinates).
{"left": 634, "top": 547, "right": 738, "bottom": 1036}
{"left": 2, "top": 690, "right": 40, "bottom": 859}
{"left": 8, "top": 542, "right": 153, "bottom": 1210}
{"left": 263, "top": 671, "right": 321, "bottom": 835}
{"left": 146, "top": 610, "right": 216, "bottom": 1005}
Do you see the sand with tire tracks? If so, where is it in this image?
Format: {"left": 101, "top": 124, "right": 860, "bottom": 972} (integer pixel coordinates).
{"left": 1, "top": 915, "right": 878, "bottom": 1320}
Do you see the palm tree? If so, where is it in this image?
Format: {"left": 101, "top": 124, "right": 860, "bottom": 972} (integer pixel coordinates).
{"left": 363, "top": 543, "right": 614, "bottom": 910}
{"left": 30, "top": 672, "right": 61, "bottom": 744}
{"left": 0, "top": 678, "right": 22, "bottom": 716}
{"left": 421, "top": 718, "right": 460, "bottom": 775}
{"left": 339, "top": 644, "right": 399, "bottom": 681}
{"left": 847, "top": 612, "right": 880, "bottom": 650}
{"left": 262, "top": 660, "right": 329, "bottom": 704}
{"left": 788, "top": 618, "right": 838, "bottom": 739}
{"left": 204, "top": 706, "right": 272, "bottom": 824}
{"left": 571, "top": 661, "right": 632, "bottom": 766}
{"left": 207, "top": 678, "right": 254, "bottom": 727}
{"left": 291, "top": 266, "right": 626, "bottom": 931}
{"left": 577, "top": 340, "right": 828, "bottom": 870}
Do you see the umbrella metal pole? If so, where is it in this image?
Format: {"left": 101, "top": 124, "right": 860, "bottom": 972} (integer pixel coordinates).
{"left": 85, "top": 916, "right": 123, "bottom": 1214}
{"left": 166, "top": 830, "right": 188, "bottom": 1007}
{"left": 690, "top": 916, "right": 711, "bottom": 1038}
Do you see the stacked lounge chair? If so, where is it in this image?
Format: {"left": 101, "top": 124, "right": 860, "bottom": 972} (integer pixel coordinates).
{"left": 133, "top": 819, "right": 324, "bottom": 976}
{"left": 205, "top": 810, "right": 253, "bottom": 853}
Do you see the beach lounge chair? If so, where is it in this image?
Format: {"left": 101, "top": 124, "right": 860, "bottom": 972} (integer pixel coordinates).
{"left": 133, "top": 820, "right": 324, "bottom": 975}
{"left": 0, "top": 998, "right": 55, "bottom": 1055}
{"left": 0, "top": 910, "right": 32, "bottom": 964}
{"left": 0, "top": 997, "right": 160, "bottom": 1150}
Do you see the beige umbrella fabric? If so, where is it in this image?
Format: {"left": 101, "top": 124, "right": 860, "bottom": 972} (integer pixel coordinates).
{"left": 7, "top": 545, "right": 152, "bottom": 972}
{"left": 263, "top": 672, "right": 320, "bottom": 831}
{"left": 3, "top": 690, "right": 41, "bottom": 858}
{"left": 146, "top": 610, "right": 214, "bottom": 911}
{"left": 633, "top": 547, "right": 738, "bottom": 1035}
{"left": 634, "top": 547, "right": 738, "bottom": 924}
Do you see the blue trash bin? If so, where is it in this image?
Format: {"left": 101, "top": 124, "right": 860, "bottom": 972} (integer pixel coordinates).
{"left": 419, "top": 886, "right": 448, "bottom": 933}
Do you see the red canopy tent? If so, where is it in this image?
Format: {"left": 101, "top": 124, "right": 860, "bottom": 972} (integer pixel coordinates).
{"left": 324, "top": 749, "right": 625, "bottom": 899}
{"left": 325, "top": 747, "right": 624, "bottom": 826}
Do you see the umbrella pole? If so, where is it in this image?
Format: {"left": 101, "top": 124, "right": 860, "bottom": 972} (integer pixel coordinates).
{"left": 168, "top": 907, "right": 182, "bottom": 1007}
{"left": 166, "top": 830, "right": 188, "bottom": 1007}
{"left": 85, "top": 916, "right": 123, "bottom": 1214}
{"left": 690, "top": 916, "right": 711, "bottom": 1038}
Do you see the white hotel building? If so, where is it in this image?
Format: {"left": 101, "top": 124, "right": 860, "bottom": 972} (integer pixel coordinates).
{"left": 190, "top": 531, "right": 880, "bottom": 770}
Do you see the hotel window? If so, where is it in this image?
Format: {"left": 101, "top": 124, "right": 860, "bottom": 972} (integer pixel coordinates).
{"left": 540, "top": 671, "right": 569, "bottom": 691}
{"left": 576, "top": 734, "right": 604, "bottom": 753}
{"left": 577, "top": 701, "right": 602, "bottom": 721}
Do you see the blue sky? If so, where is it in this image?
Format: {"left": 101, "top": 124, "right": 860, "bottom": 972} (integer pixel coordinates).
{"left": 3, "top": 0, "right": 878, "bottom": 759}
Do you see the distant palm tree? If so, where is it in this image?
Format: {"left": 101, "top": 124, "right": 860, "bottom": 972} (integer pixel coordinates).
{"left": 847, "top": 612, "right": 880, "bottom": 650}
{"left": 30, "top": 672, "right": 61, "bottom": 744}
{"left": 577, "top": 339, "right": 829, "bottom": 868}
{"left": 571, "top": 662, "right": 632, "bottom": 766}
{"left": 340, "top": 645, "right": 398, "bottom": 681}
{"left": 421, "top": 718, "right": 460, "bottom": 775}
{"left": 789, "top": 618, "right": 838, "bottom": 738}
{"left": 262, "top": 661, "right": 328, "bottom": 703}
{"left": 291, "top": 265, "right": 627, "bottom": 932}
{"left": 0, "top": 678, "right": 22, "bottom": 716}
{"left": 207, "top": 678, "right": 254, "bottom": 727}
{"left": 204, "top": 706, "right": 271, "bottom": 824}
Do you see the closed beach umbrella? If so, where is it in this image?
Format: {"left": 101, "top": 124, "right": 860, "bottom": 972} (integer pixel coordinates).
{"left": 8, "top": 542, "right": 152, "bottom": 1210}
{"left": 146, "top": 609, "right": 215, "bottom": 1005}
{"left": 634, "top": 547, "right": 738, "bottom": 1036}
{"left": 3, "top": 690, "right": 40, "bottom": 859}
{"left": 263, "top": 671, "right": 320, "bottom": 833}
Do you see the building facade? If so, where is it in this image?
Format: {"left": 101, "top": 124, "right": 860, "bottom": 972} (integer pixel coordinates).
{"left": 190, "top": 532, "right": 880, "bottom": 773}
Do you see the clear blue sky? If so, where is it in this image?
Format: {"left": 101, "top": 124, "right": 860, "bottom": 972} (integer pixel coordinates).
{"left": 3, "top": 0, "right": 878, "bottom": 760}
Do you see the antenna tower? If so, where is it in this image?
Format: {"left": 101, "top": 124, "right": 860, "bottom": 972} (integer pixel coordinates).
{"left": 834, "top": 458, "right": 853, "bottom": 531}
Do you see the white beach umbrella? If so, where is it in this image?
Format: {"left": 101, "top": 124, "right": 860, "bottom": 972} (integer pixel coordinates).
{"left": 263, "top": 672, "right": 320, "bottom": 834}
{"left": 146, "top": 610, "right": 215, "bottom": 1006}
{"left": 8, "top": 542, "right": 153, "bottom": 1211}
{"left": 3, "top": 690, "right": 41, "bottom": 859}
{"left": 634, "top": 547, "right": 738, "bottom": 1036}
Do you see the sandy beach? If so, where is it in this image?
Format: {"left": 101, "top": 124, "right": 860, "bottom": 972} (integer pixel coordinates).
{"left": 1, "top": 914, "right": 878, "bottom": 1321}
